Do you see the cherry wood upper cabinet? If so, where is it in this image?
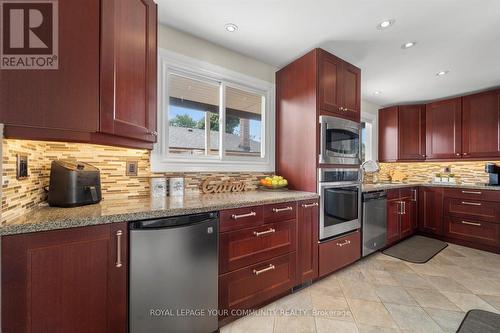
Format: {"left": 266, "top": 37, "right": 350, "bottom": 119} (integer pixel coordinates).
{"left": 378, "top": 105, "right": 425, "bottom": 162}
{"left": 399, "top": 105, "right": 426, "bottom": 160}
{"left": 462, "top": 89, "right": 500, "bottom": 158}
{"left": 425, "top": 98, "right": 462, "bottom": 160}
{"left": 318, "top": 50, "right": 343, "bottom": 114}
{"left": 0, "top": 0, "right": 100, "bottom": 133}
{"left": 101, "top": 0, "right": 157, "bottom": 143}
{"left": 318, "top": 49, "right": 361, "bottom": 122}
{"left": 2, "top": 223, "right": 128, "bottom": 333}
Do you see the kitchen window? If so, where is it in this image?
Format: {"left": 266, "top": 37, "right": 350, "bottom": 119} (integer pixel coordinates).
{"left": 152, "top": 50, "right": 275, "bottom": 172}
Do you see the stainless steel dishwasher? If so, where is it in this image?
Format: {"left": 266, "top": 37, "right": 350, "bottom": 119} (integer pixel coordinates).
{"left": 129, "top": 212, "right": 218, "bottom": 333}
{"left": 362, "top": 190, "right": 387, "bottom": 257}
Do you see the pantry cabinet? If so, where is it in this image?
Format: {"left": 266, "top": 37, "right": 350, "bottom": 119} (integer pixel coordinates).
{"left": 2, "top": 223, "right": 128, "bottom": 333}
{"left": 0, "top": 0, "right": 157, "bottom": 149}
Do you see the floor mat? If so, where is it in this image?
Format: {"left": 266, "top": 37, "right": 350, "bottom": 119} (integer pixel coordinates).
{"left": 382, "top": 235, "right": 448, "bottom": 263}
{"left": 457, "top": 309, "right": 500, "bottom": 333}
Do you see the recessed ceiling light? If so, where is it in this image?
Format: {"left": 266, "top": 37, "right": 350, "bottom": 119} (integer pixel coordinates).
{"left": 436, "top": 70, "right": 450, "bottom": 76}
{"left": 377, "top": 19, "right": 395, "bottom": 30}
{"left": 224, "top": 23, "right": 238, "bottom": 32}
{"left": 401, "top": 41, "right": 417, "bottom": 49}
{"left": 373, "top": 91, "right": 382, "bottom": 95}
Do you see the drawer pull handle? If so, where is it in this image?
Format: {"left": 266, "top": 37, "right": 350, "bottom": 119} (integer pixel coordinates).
{"left": 272, "top": 206, "right": 293, "bottom": 213}
{"left": 231, "top": 211, "right": 256, "bottom": 220}
{"left": 116, "top": 230, "right": 123, "bottom": 268}
{"left": 461, "top": 221, "right": 482, "bottom": 227}
{"left": 253, "top": 264, "right": 275, "bottom": 276}
{"left": 336, "top": 240, "right": 351, "bottom": 247}
{"left": 253, "top": 228, "right": 276, "bottom": 237}
{"left": 461, "top": 201, "right": 482, "bottom": 206}
{"left": 302, "top": 203, "right": 319, "bottom": 208}
{"left": 462, "top": 191, "right": 482, "bottom": 195}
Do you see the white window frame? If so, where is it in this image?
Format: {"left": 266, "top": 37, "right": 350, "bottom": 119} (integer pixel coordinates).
{"left": 151, "top": 49, "right": 275, "bottom": 172}
{"left": 361, "top": 112, "right": 377, "bottom": 162}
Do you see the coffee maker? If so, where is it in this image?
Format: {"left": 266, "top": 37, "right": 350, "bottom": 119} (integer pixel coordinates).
{"left": 485, "top": 163, "right": 500, "bottom": 186}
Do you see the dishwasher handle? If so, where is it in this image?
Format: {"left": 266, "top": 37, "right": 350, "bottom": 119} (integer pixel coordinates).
{"left": 130, "top": 212, "right": 218, "bottom": 230}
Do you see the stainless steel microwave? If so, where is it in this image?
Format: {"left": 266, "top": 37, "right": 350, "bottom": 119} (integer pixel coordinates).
{"left": 319, "top": 115, "right": 361, "bottom": 165}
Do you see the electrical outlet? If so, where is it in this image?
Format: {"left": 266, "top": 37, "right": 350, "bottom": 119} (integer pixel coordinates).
{"left": 126, "top": 160, "right": 138, "bottom": 176}
{"left": 444, "top": 166, "right": 451, "bottom": 173}
{"left": 16, "top": 154, "right": 28, "bottom": 179}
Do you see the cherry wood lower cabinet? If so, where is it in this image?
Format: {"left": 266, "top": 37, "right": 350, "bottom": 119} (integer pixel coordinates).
{"left": 2, "top": 223, "right": 128, "bottom": 333}
{"left": 318, "top": 231, "right": 360, "bottom": 277}
{"left": 418, "top": 187, "right": 444, "bottom": 235}
{"left": 386, "top": 188, "right": 417, "bottom": 245}
{"left": 297, "top": 199, "right": 319, "bottom": 284}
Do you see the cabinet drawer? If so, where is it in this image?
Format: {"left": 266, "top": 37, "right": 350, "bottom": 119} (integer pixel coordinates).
{"left": 444, "top": 188, "right": 500, "bottom": 203}
{"left": 263, "top": 202, "right": 297, "bottom": 223}
{"left": 219, "top": 253, "right": 296, "bottom": 316}
{"left": 219, "top": 220, "right": 296, "bottom": 274}
{"left": 319, "top": 231, "right": 360, "bottom": 277}
{"left": 444, "top": 198, "right": 498, "bottom": 222}
{"left": 444, "top": 217, "right": 500, "bottom": 247}
{"left": 220, "top": 206, "right": 264, "bottom": 232}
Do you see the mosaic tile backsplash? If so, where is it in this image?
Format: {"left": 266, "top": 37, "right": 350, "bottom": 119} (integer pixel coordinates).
{"left": 1, "top": 139, "right": 270, "bottom": 224}
{"left": 365, "top": 161, "right": 500, "bottom": 185}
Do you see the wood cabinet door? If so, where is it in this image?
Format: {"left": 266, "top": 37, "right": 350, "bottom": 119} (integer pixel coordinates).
{"left": 399, "top": 105, "right": 426, "bottom": 160}
{"left": 318, "top": 50, "right": 343, "bottom": 115}
{"left": 418, "top": 187, "right": 444, "bottom": 235}
{"left": 387, "top": 199, "right": 401, "bottom": 245}
{"left": 0, "top": 0, "right": 99, "bottom": 133}
{"left": 2, "top": 223, "right": 128, "bottom": 333}
{"left": 100, "top": 0, "right": 157, "bottom": 142}
{"left": 297, "top": 200, "right": 319, "bottom": 284}
{"left": 462, "top": 89, "right": 500, "bottom": 158}
{"left": 341, "top": 62, "right": 361, "bottom": 122}
{"left": 425, "top": 98, "right": 462, "bottom": 159}
{"left": 378, "top": 106, "right": 399, "bottom": 162}
{"left": 399, "top": 198, "right": 414, "bottom": 238}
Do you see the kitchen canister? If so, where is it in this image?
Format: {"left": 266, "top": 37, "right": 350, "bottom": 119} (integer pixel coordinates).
{"left": 150, "top": 177, "right": 167, "bottom": 198}
{"left": 169, "top": 177, "right": 184, "bottom": 196}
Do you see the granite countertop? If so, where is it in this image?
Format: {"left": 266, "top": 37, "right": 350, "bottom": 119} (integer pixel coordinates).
{"left": 0, "top": 190, "right": 319, "bottom": 236}
{"left": 362, "top": 182, "right": 500, "bottom": 193}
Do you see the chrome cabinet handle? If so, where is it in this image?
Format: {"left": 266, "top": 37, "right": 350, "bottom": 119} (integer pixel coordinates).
{"left": 302, "top": 202, "right": 319, "bottom": 208}
{"left": 455, "top": 153, "right": 461, "bottom": 156}
{"left": 231, "top": 211, "right": 256, "bottom": 219}
{"left": 149, "top": 130, "right": 158, "bottom": 136}
{"left": 253, "top": 264, "right": 275, "bottom": 276}
{"left": 397, "top": 201, "right": 404, "bottom": 214}
{"left": 463, "top": 152, "right": 468, "bottom": 156}
{"left": 461, "top": 221, "right": 481, "bottom": 226}
{"left": 116, "top": 230, "right": 123, "bottom": 268}
{"left": 253, "top": 228, "right": 276, "bottom": 237}
{"left": 412, "top": 189, "right": 417, "bottom": 202}
{"left": 461, "top": 201, "right": 482, "bottom": 206}
{"left": 336, "top": 240, "right": 351, "bottom": 247}
{"left": 403, "top": 201, "right": 406, "bottom": 214}
{"left": 462, "top": 190, "right": 482, "bottom": 195}
{"left": 272, "top": 206, "right": 293, "bottom": 213}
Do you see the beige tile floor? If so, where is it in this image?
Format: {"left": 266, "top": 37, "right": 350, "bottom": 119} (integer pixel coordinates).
{"left": 220, "top": 242, "right": 500, "bottom": 333}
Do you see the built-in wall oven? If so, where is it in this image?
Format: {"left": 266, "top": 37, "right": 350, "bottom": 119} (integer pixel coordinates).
{"left": 318, "top": 168, "right": 361, "bottom": 241}
{"left": 319, "top": 115, "right": 361, "bottom": 165}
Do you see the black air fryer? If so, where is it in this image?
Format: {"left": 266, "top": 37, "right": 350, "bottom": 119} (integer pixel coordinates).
{"left": 48, "top": 160, "right": 102, "bottom": 207}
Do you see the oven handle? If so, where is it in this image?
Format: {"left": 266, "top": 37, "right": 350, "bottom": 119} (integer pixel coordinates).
{"left": 319, "top": 121, "right": 326, "bottom": 164}
{"left": 318, "top": 182, "right": 361, "bottom": 190}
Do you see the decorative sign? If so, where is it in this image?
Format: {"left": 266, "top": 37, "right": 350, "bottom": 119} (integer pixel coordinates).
{"left": 201, "top": 177, "right": 248, "bottom": 194}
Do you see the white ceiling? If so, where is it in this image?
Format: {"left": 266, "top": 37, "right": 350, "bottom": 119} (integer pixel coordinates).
{"left": 157, "top": 0, "right": 500, "bottom": 106}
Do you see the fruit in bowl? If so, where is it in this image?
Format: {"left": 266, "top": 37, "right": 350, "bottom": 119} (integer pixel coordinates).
{"left": 260, "top": 175, "right": 288, "bottom": 188}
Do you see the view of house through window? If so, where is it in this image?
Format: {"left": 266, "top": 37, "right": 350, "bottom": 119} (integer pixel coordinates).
{"left": 361, "top": 120, "right": 373, "bottom": 162}
{"left": 167, "top": 72, "right": 265, "bottom": 160}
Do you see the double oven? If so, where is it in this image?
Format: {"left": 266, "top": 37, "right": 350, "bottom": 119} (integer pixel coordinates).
{"left": 318, "top": 116, "right": 361, "bottom": 241}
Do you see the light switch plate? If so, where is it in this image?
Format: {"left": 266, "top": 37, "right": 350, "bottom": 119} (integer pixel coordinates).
{"left": 126, "top": 160, "right": 138, "bottom": 176}
{"left": 16, "top": 154, "right": 28, "bottom": 179}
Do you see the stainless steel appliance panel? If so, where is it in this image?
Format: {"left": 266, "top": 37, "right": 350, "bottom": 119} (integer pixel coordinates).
{"left": 130, "top": 213, "right": 218, "bottom": 333}
{"left": 319, "top": 115, "right": 361, "bottom": 165}
{"left": 362, "top": 191, "right": 387, "bottom": 257}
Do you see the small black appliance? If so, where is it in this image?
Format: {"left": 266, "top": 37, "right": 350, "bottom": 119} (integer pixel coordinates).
{"left": 485, "top": 162, "right": 500, "bottom": 186}
{"left": 48, "top": 160, "right": 102, "bottom": 207}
